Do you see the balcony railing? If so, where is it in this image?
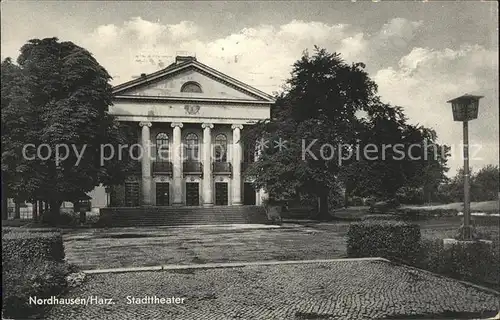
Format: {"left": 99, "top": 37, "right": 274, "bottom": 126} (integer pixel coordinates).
{"left": 183, "top": 161, "right": 203, "bottom": 175}
{"left": 153, "top": 161, "right": 173, "bottom": 174}
{"left": 128, "top": 161, "right": 142, "bottom": 174}
{"left": 212, "top": 162, "right": 232, "bottom": 175}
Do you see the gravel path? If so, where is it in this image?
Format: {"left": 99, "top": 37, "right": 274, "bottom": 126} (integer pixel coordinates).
{"left": 45, "top": 260, "right": 499, "bottom": 320}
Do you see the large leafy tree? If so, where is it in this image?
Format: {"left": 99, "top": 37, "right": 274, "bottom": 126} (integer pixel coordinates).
{"left": 242, "top": 47, "right": 449, "bottom": 216}
{"left": 473, "top": 165, "right": 499, "bottom": 201}
{"left": 442, "top": 165, "right": 499, "bottom": 203}
{"left": 243, "top": 47, "right": 378, "bottom": 218}
{"left": 1, "top": 38, "right": 134, "bottom": 221}
{"left": 341, "top": 107, "right": 450, "bottom": 202}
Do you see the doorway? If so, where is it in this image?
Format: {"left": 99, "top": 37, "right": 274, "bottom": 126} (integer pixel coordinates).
{"left": 215, "top": 182, "right": 229, "bottom": 206}
{"left": 156, "top": 182, "right": 169, "bottom": 206}
{"left": 124, "top": 182, "right": 140, "bottom": 207}
{"left": 185, "top": 182, "right": 199, "bottom": 206}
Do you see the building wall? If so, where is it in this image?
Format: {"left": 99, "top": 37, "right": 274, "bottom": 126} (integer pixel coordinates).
{"left": 123, "top": 69, "right": 259, "bottom": 101}
{"left": 87, "top": 184, "right": 108, "bottom": 208}
{"left": 110, "top": 101, "right": 270, "bottom": 124}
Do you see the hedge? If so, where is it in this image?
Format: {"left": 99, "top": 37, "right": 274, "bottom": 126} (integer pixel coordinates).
{"left": 2, "top": 227, "right": 62, "bottom": 234}
{"left": 2, "top": 229, "right": 69, "bottom": 319}
{"left": 2, "top": 231, "right": 65, "bottom": 264}
{"left": 347, "top": 220, "right": 421, "bottom": 264}
{"left": 2, "top": 259, "right": 69, "bottom": 319}
{"left": 418, "top": 239, "right": 500, "bottom": 287}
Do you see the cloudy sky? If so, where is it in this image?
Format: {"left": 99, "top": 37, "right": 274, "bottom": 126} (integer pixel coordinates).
{"left": 2, "top": 1, "right": 498, "bottom": 175}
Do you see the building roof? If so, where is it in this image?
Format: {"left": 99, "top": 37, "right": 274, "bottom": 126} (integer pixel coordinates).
{"left": 112, "top": 56, "right": 275, "bottom": 103}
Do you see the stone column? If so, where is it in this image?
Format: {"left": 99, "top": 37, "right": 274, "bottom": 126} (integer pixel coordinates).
{"left": 231, "top": 124, "right": 243, "bottom": 205}
{"left": 202, "top": 123, "right": 214, "bottom": 206}
{"left": 171, "top": 122, "right": 183, "bottom": 206}
{"left": 139, "top": 121, "right": 152, "bottom": 206}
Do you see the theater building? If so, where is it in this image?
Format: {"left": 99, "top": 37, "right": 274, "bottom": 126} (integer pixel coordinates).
{"left": 90, "top": 56, "right": 274, "bottom": 208}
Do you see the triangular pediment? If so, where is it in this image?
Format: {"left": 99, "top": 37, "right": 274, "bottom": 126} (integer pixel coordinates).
{"left": 113, "top": 60, "right": 274, "bottom": 103}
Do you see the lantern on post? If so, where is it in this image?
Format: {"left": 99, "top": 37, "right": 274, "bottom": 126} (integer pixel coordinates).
{"left": 447, "top": 94, "right": 482, "bottom": 122}
{"left": 446, "top": 94, "right": 483, "bottom": 240}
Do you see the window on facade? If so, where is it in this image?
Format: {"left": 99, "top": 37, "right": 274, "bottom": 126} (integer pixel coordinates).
{"left": 184, "top": 133, "right": 199, "bottom": 161}
{"left": 181, "top": 82, "right": 202, "bottom": 93}
{"left": 214, "top": 133, "right": 228, "bottom": 162}
{"left": 156, "top": 132, "right": 169, "bottom": 162}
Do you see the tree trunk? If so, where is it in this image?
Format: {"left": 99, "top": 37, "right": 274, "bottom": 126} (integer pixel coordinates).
{"left": 33, "top": 200, "right": 38, "bottom": 222}
{"left": 1, "top": 182, "right": 8, "bottom": 220}
{"left": 73, "top": 201, "right": 80, "bottom": 214}
{"left": 317, "top": 188, "right": 330, "bottom": 220}
{"left": 47, "top": 200, "right": 63, "bottom": 225}
{"left": 344, "top": 189, "right": 349, "bottom": 208}
{"left": 39, "top": 201, "right": 44, "bottom": 219}
{"left": 14, "top": 201, "right": 20, "bottom": 219}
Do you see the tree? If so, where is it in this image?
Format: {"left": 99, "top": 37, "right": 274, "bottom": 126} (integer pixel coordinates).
{"left": 242, "top": 47, "right": 378, "bottom": 218}
{"left": 473, "top": 165, "right": 499, "bottom": 201}
{"left": 1, "top": 57, "right": 40, "bottom": 218}
{"left": 439, "top": 165, "right": 498, "bottom": 203}
{"left": 1, "top": 38, "right": 134, "bottom": 222}
{"left": 338, "top": 107, "right": 450, "bottom": 204}
{"left": 242, "top": 47, "right": 450, "bottom": 215}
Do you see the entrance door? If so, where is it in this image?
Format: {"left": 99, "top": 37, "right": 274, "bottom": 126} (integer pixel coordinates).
{"left": 185, "top": 182, "right": 199, "bottom": 206}
{"left": 243, "top": 183, "right": 256, "bottom": 205}
{"left": 156, "top": 182, "right": 169, "bottom": 206}
{"left": 124, "top": 182, "right": 140, "bottom": 207}
{"left": 215, "top": 182, "right": 228, "bottom": 206}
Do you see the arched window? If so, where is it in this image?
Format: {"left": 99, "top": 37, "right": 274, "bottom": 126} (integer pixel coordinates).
{"left": 184, "top": 133, "right": 199, "bottom": 161}
{"left": 181, "top": 81, "right": 202, "bottom": 93}
{"left": 156, "top": 133, "right": 169, "bottom": 161}
{"left": 214, "top": 134, "right": 227, "bottom": 162}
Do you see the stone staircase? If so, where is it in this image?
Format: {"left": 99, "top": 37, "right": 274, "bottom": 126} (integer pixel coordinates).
{"left": 98, "top": 205, "right": 268, "bottom": 227}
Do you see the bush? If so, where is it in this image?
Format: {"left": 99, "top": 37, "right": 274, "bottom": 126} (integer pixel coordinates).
{"left": 395, "top": 209, "right": 458, "bottom": 221}
{"left": 2, "top": 231, "right": 65, "bottom": 264}
{"left": 2, "top": 259, "right": 69, "bottom": 319}
{"left": 42, "top": 211, "right": 79, "bottom": 226}
{"left": 362, "top": 214, "right": 401, "bottom": 221}
{"left": 418, "top": 239, "right": 500, "bottom": 286}
{"left": 347, "top": 220, "right": 421, "bottom": 264}
{"left": 2, "top": 227, "right": 62, "bottom": 234}
{"left": 349, "top": 196, "right": 364, "bottom": 207}
{"left": 396, "top": 187, "right": 425, "bottom": 205}
{"left": 2, "top": 229, "right": 70, "bottom": 319}
{"left": 368, "top": 199, "right": 400, "bottom": 214}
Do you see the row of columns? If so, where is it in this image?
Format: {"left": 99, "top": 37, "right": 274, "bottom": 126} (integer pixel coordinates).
{"left": 139, "top": 121, "right": 243, "bottom": 206}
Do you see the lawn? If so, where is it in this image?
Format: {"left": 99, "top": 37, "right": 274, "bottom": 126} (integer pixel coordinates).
{"left": 331, "top": 201, "right": 499, "bottom": 220}
{"left": 401, "top": 200, "right": 499, "bottom": 213}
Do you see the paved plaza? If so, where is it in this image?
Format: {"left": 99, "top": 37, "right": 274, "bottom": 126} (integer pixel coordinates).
{"left": 46, "top": 260, "right": 499, "bottom": 320}
{"left": 62, "top": 224, "right": 348, "bottom": 270}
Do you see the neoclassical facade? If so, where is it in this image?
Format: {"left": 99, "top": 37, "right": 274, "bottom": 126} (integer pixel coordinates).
{"left": 90, "top": 56, "right": 273, "bottom": 208}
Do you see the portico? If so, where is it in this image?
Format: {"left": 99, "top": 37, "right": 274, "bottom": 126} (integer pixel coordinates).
{"left": 133, "top": 121, "right": 249, "bottom": 206}
{"left": 98, "top": 55, "right": 273, "bottom": 208}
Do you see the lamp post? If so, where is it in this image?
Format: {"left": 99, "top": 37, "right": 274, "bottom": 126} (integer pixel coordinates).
{"left": 446, "top": 94, "right": 483, "bottom": 240}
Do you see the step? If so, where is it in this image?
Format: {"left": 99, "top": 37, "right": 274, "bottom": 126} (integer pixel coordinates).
{"left": 99, "top": 206, "right": 268, "bottom": 227}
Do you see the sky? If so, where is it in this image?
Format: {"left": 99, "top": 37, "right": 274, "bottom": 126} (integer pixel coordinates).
{"left": 1, "top": 1, "right": 498, "bottom": 176}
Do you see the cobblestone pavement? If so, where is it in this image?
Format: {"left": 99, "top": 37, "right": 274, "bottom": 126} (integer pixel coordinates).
{"left": 63, "top": 224, "right": 347, "bottom": 270}
{"left": 46, "top": 260, "right": 499, "bottom": 320}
